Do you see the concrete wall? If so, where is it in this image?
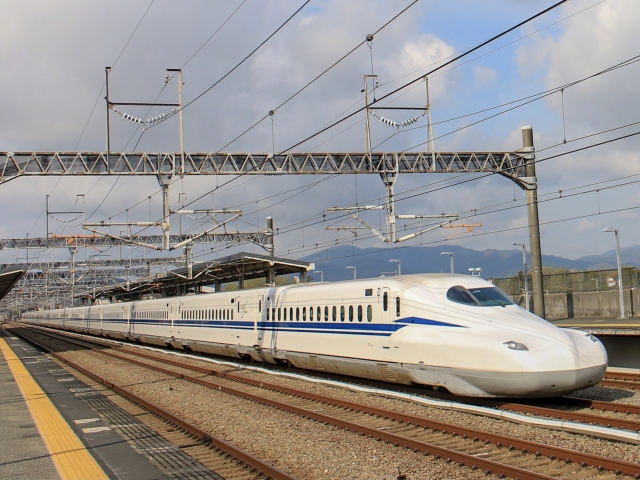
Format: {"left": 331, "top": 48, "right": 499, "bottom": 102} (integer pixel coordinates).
{"left": 510, "top": 289, "right": 639, "bottom": 319}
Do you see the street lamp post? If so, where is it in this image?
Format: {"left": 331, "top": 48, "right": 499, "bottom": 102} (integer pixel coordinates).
{"left": 346, "top": 266, "right": 356, "bottom": 280}
{"left": 389, "top": 259, "right": 401, "bottom": 276}
{"left": 441, "top": 252, "right": 454, "bottom": 274}
{"left": 313, "top": 270, "right": 324, "bottom": 282}
{"left": 603, "top": 228, "right": 625, "bottom": 318}
{"left": 513, "top": 242, "right": 530, "bottom": 312}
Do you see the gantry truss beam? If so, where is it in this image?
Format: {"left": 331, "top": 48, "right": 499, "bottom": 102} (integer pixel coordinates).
{"left": 0, "top": 257, "right": 185, "bottom": 271}
{"left": 0, "top": 233, "right": 271, "bottom": 251}
{"left": 0, "top": 151, "right": 529, "bottom": 185}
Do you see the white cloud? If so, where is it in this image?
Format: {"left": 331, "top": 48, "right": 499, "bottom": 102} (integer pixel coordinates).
{"left": 473, "top": 65, "right": 497, "bottom": 89}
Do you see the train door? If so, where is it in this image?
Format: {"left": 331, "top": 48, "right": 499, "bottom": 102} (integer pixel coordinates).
{"left": 169, "top": 300, "right": 176, "bottom": 334}
{"left": 392, "top": 291, "right": 402, "bottom": 348}
{"left": 269, "top": 287, "right": 287, "bottom": 352}
{"left": 126, "top": 303, "right": 133, "bottom": 335}
{"left": 381, "top": 287, "right": 392, "bottom": 348}
{"left": 254, "top": 293, "right": 264, "bottom": 347}
{"left": 235, "top": 296, "right": 241, "bottom": 340}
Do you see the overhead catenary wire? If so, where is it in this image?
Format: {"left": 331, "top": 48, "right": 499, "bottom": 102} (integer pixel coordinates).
{"left": 280, "top": 0, "right": 569, "bottom": 153}
{"left": 144, "top": 0, "right": 311, "bottom": 133}
{"left": 213, "top": 0, "right": 420, "bottom": 153}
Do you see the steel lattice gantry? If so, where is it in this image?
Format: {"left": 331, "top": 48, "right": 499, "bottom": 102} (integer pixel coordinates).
{"left": 0, "top": 151, "right": 529, "bottom": 184}
{"left": 0, "top": 130, "right": 545, "bottom": 318}
{"left": 0, "top": 233, "right": 272, "bottom": 252}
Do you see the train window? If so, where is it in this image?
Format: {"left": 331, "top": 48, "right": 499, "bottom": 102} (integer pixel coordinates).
{"left": 259, "top": 300, "right": 262, "bottom": 312}
{"left": 365, "top": 289, "right": 373, "bottom": 296}
{"left": 396, "top": 297, "right": 401, "bottom": 317}
{"left": 367, "top": 305, "right": 372, "bottom": 322}
{"left": 309, "top": 307, "right": 313, "bottom": 321}
{"left": 358, "top": 305, "right": 363, "bottom": 322}
{"left": 340, "top": 306, "right": 345, "bottom": 322}
{"left": 349, "top": 305, "right": 353, "bottom": 322}
{"left": 237, "top": 301, "right": 240, "bottom": 313}
{"left": 332, "top": 306, "right": 336, "bottom": 321}
{"left": 290, "top": 308, "right": 293, "bottom": 321}
{"left": 318, "top": 306, "right": 322, "bottom": 322}
{"left": 267, "top": 308, "right": 270, "bottom": 321}
{"left": 383, "top": 292, "right": 388, "bottom": 311}
{"left": 446, "top": 286, "right": 480, "bottom": 306}
{"left": 272, "top": 308, "right": 276, "bottom": 321}
{"left": 278, "top": 308, "right": 282, "bottom": 321}
{"left": 283, "top": 308, "right": 287, "bottom": 321}
{"left": 296, "top": 307, "right": 300, "bottom": 321}
{"left": 231, "top": 309, "right": 234, "bottom": 320}
{"left": 324, "top": 306, "right": 329, "bottom": 321}
{"left": 467, "top": 287, "right": 514, "bottom": 307}
{"left": 303, "top": 307, "right": 306, "bottom": 321}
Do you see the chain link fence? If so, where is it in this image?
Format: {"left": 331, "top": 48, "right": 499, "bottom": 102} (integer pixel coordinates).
{"left": 493, "top": 267, "right": 639, "bottom": 296}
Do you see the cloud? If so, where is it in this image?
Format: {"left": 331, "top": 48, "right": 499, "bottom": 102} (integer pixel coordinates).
{"left": 473, "top": 65, "right": 497, "bottom": 89}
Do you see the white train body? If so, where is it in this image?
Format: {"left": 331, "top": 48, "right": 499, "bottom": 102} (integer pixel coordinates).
{"left": 21, "top": 274, "right": 607, "bottom": 398}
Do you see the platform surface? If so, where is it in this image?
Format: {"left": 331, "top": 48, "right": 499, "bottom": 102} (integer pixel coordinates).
{"left": 551, "top": 317, "right": 640, "bottom": 335}
{"left": 0, "top": 328, "right": 170, "bottom": 480}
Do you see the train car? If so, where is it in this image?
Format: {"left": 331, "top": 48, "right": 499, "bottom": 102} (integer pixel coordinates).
{"left": 21, "top": 273, "right": 607, "bottom": 398}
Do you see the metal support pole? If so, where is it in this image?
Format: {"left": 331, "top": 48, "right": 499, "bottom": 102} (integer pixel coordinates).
{"left": 523, "top": 126, "right": 545, "bottom": 318}
{"left": 381, "top": 156, "right": 398, "bottom": 243}
{"left": 167, "top": 69, "right": 185, "bottom": 173}
{"left": 69, "top": 246, "right": 76, "bottom": 308}
{"left": 266, "top": 217, "right": 274, "bottom": 257}
{"left": 364, "top": 75, "right": 377, "bottom": 158}
{"left": 604, "top": 228, "right": 626, "bottom": 318}
{"left": 105, "top": 67, "right": 111, "bottom": 160}
{"left": 46, "top": 195, "right": 49, "bottom": 238}
{"left": 185, "top": 244, "right": 193, "bottom": 280}
{"left": 615, "top": 230, "right": 625, "bottom": 318}
{"left": 425, "top": 76, "right": 436, "bottom": 171}
{"left": 158, "top": 175, "right": 172, "bottom": 250}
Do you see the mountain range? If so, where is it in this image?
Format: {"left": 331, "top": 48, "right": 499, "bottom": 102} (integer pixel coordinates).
{"left": 300, "top": 244, "right": 640, "bottom": 282}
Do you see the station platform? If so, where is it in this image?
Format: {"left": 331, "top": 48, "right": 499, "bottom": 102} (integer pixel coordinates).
{"left": 551, "top": 317, "right": 640, "bottom": 335}
{"left": 0, "top": 328, "right": 169, "bottom": 480}
{"left": 551, "top": 318, "right": 640, "bottom": 369}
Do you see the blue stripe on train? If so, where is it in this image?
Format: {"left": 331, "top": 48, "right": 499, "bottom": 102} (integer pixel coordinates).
{"left": 62, "top": 316, "right": 466, "bottom": 336}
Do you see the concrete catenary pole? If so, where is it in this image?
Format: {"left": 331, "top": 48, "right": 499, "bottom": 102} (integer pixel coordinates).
{"left": 523, "top": 126, "right": 545, "bottom": 318}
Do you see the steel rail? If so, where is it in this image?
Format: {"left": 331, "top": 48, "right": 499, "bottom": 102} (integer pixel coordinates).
{"left": 598, "top": 378, "right": 640, "bottom": 390}
{"left": 23, "top": 324, "right": 640, "bottom": 425}
{"left": 7, "top": 327, "right": 297, "bottom": 480}
{"left": 66, "top": 353, "right": 556, "bottom": 479}
{"left": 20, "top": 325, "right": 640, "bottom": 478}
{"left": 605, "top": 371, "right": 640, "bottom": 383}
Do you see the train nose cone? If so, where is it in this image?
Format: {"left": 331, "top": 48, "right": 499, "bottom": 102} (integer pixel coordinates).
{"left": 519, "top": 329, "right": 607, "bottom": 397}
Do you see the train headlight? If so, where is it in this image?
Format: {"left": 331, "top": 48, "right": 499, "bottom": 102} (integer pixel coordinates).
{"left": 503, "top": 341, "right": 528, "bottom": 351}
{"left": 585, "top": 333, "right": 600, "bottom": 343}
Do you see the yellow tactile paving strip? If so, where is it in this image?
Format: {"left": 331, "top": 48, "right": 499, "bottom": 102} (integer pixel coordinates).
{"left": 0, "top": 337, "right": 108, "bottom": 480}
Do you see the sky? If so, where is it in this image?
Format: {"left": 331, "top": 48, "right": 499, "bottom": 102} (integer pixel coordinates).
{"left": 1, "top": 0, "right": 639, "bottom": 269}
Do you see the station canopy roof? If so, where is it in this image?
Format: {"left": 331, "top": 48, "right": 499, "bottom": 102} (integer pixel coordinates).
{"left": 90, "top": 252, "right": 314, "bottom": 302}
{"left": 0, "top": 265, "right": 26, "bottom": 302}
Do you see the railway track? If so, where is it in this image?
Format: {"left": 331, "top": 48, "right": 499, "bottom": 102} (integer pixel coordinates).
{"left": 601, "top": 371, "right": 640, "bottom": 390}
{"left": 15, "top": 324, "right": 640, "bottom": 480}
{"left": 5, "top": 326, "right": 295, "bottom": 480}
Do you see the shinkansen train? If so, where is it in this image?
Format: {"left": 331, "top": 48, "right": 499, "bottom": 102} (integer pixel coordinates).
{"left": 21, "top": 274, "right": 607, "bottom": 398}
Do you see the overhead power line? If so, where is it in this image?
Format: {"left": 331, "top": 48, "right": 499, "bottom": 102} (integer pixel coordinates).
{"left": 73, "top": 0, "right": 156, "bottom": 152}
{"left": 280, "top": 0, "right": 569, "bottom": 153}
{"left": 215, "top": 0, "right": 420, "bottom": 152}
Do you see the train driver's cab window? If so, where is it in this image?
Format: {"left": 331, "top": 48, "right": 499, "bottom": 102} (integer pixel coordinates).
{"left": 447, "top": 285, "right": 514, "bottom": 307}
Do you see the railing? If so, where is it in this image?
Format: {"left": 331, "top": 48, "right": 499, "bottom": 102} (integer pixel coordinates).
{"left": 493, "top": 267, "right": 640, "bottom": 296}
